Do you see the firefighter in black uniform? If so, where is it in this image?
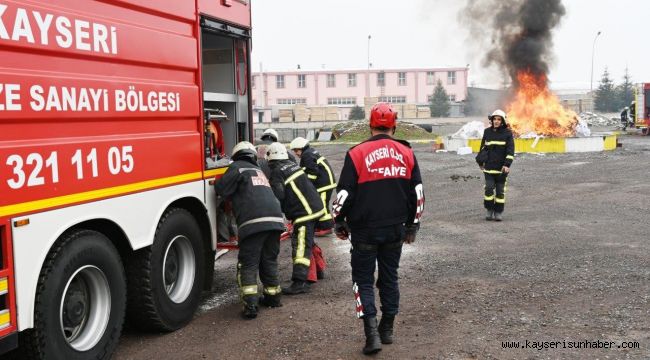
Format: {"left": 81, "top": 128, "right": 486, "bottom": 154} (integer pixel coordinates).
{"left": 257, "top": 128, "right": 297, "bottom": 178}
{"left": 267, "top": 142, "right": 325, "bottom": 295}
{"left": 333, "top": 102, "right": 425, "bottom": 355}
{"left": 476, "top": 109, "right": 515, "bottom": 221}
{"left": 290, "top": 137, "right": 337, "bottom": 236}
{"left": 214, "top": 141, "right": 286, "bottom": 319}
{"left": 621, "top": 107, "right": 630, "bottom": 131}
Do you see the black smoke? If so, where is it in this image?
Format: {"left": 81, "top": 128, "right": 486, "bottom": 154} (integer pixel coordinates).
{"left": 462, "top": 0, "right": 567, "bottom": 88}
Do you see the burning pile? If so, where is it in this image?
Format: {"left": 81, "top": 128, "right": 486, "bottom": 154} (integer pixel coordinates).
{"left": 507, "top": 71, "right": 578, "bottom": 137}
{"left": 464, "top": 0, "right": 580, "bottom": 137}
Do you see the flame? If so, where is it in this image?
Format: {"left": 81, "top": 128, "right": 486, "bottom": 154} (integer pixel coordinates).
{"left": 506, "top": 71, "right": 578, "bottom": 137}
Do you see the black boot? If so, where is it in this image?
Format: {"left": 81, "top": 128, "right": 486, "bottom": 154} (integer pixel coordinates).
{"left": 283, "top": 281, "right": 310, "bottom": 295}
{"left": 241, "top": 300, "right": 258, "bottom": 319}
{"left": 378, "top": 314, "right": 395, "bottom": 344}
{"left": 362, "top": 316, "right": 382, "bottom": 355}
{"left": 259, "top": 294, "right": 283, "bottom": 308}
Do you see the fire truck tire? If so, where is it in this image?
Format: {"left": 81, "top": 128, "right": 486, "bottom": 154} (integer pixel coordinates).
{"left": 126, "top": 208, "right": 205, "bottom": 331}
{"left": 20, "top": 230, "right": 126, "bottom": 360}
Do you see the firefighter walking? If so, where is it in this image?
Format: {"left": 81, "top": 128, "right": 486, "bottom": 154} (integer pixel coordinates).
{"left": 333, "top": 102, "right": 424, "bottom": 355}
{"left": 476, "top": 110, "right": 515, "bottom": 221}
{"left": 267, "top": 143, "right": 325, "bottom": 294}
{"left": 214, "top": 142, "right": 285, "bottom": 319}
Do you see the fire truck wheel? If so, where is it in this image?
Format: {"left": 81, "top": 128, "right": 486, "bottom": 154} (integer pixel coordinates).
{"left": 126, "top": 208, "right": 205, "bottom": 331}
{"left": 21, "top": 230, "right": 126, "bottom": 359}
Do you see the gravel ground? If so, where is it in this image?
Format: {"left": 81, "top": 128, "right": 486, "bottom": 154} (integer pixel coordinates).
{"left": 115, "top": 130, "right": 650, "bottom": 360}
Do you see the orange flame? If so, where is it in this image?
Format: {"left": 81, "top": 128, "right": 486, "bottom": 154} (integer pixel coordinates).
{"left": 507, "top": 71, "right": 578, "bottom": 137}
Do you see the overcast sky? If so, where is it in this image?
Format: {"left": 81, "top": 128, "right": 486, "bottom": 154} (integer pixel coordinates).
{"left": 250, "top": 0, "right": 649, "bottom": 90}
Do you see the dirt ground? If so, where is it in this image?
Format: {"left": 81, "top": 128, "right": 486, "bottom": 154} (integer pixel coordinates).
{"left": 115, "top": 131, "right": 650, "bottom": 360}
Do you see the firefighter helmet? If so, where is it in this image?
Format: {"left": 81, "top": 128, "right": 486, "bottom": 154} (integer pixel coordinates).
{"left": 232, "top": 141, "right": 257, "bottom": 161}
{"left": 266, "top": 142, "right": 289, "bottom": 160}
{"left": 369, "top": 102, "right": 398, "bottom": 128}
{"left": 289, "top": 137, "right": 309, "bottom": 150}
{"left": 489, "top": 109, "right": 507, "bottom": 121}
{"left": 261, "top": 128, "right": 279, "bottom": 142}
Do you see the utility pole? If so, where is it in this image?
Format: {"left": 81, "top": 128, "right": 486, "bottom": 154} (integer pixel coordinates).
{"left": 366, "top": 34, "right": 371, "bottom": 98}
{"left": 590, "top": 31, "right": 602, "bottom": 93}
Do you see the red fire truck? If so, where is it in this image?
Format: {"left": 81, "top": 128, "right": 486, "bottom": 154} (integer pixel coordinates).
{"left": 632, "top": 83, "right": 650, "bottom": 134}
{"left": 0, "top": 0, "right": 252, "bottom": 357}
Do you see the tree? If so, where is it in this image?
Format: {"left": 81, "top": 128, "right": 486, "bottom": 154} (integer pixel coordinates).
{"left": 348, "top": 105, "right": 365, "bottom": 120}
{"left": 430, "top": 80, "right": 450, "bottom": 117}
{"left": 594, "top": 68, "right": 618, "bottom": 112}
{"left": 616, "top": 67, "right": 634, "bottom": 110}
{"left": 463, "top": 90, "right": 478, "bottom": 116}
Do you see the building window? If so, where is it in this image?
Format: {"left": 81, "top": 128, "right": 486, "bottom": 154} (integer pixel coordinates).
{"left": 298, "top": 74, "right": 306, "bottom": 88}
{"left": 252, "top": 75, "right": 256, "bottom": 88}
{"left": 427, "top": 94, "right": 456, "bottom": 103}
{"left": 276, "top": 75, "right": 285, "bottom": 89}
{"left": 398, "top": 72, "right": 407, "bottom": 86}
{"left": 426, "top": 71, "right": 435, "bottom": 85}
{"left": 378, "top": 96, "right": 406, "bottom": 104}
{"left": 327, "top": 74, "right": 336, "bottom": 87}
{"left": 277, "top": 98, "right": 307, "bottom": 105}
{"left": 327, "top": 97, "right": 357, "bottom": 105}
{"left": 377, "top": 72, "right": 385, "bottom": 86}
{"left": 447, "top": 71, "right": 456, "bottom": 85}
{"left": 348, "top": 73, "right": 357, "bottom": 87}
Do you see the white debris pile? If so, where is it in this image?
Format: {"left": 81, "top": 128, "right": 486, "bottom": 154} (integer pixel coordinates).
{"left": 519, "top": 132, "right": 539, "bottom": 139}
{"left": 578, "top": 112, "right": 619, "bottom": 126}
{"left": 451, "top": 121, "right": 486, "bottom": 139}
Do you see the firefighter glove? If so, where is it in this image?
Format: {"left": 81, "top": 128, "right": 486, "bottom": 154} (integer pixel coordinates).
{"left": 403, "top": 223, "right": 419, "bottom": 244}
{"left": 335, "top": 220, "right": 350, "bottom": 240}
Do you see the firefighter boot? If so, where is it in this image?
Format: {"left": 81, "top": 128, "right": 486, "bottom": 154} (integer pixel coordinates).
{"left": 494, "top": 212, "right": 503, "bottom": 222}
{"left": 485, "top": 210, "right": 494, "bottom": 221}
{"left": 241, "top": 299, "right": 258, "bottom": 319}
{"left": 378, "top": 314, "right": 395, "bottom": 344}
{"left": 317, "top": 270, "right": 326, "bottom": 280}
{"left": 362, "top": 316, "right": 382, "bottom": 355}
{"left": 283, "top": 281, "right": 310, "bottom": 295}
{"left": 259, "top": 294, "right": 283, "bottom": 308}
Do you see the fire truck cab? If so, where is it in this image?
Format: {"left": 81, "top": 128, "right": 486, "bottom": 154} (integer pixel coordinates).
{"left": 632, "top": 83, "right": 650, "bottom": 134}
{"left": 0, "top": 0, "right": 252, "bottom": 357}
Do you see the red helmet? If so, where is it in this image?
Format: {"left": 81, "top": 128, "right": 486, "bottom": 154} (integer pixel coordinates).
{"left": 369, "top": 102, "right": 397, "bottom": 128}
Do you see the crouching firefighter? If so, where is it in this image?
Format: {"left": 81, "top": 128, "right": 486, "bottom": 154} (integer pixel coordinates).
{"left": 333, "top": 102, "right": 425, "bottom": 355}
{"left": 214, "top": 141, "right": 285, "bottom": 319}
{"left": 266, "top": 142, "right": 325, "bottom": 294}
{"left": 290, "top": 137, "right": 337, "bottom": 236}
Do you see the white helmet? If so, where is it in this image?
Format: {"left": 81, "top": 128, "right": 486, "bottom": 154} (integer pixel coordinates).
{"left": 489, "top": 109, "right": 507, "bottom": 121}
{"left": 266, "top": 142, "right": 289, "bottom": 161}
{"left": 289, "top": 137, "right": 309, "bottom": 150}
{"left": 261, "top": 128, "right": 279, "bottom": 142}
{"left": 232, "top": 141, "right": 256, "bottom": 157}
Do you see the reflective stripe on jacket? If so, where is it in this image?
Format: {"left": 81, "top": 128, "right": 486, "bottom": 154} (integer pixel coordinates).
{"left": 269, "top": 159, "right": 325, "bottom": 224}
{"left": 477, "top": 125, "right": 515, "bottom": 171}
